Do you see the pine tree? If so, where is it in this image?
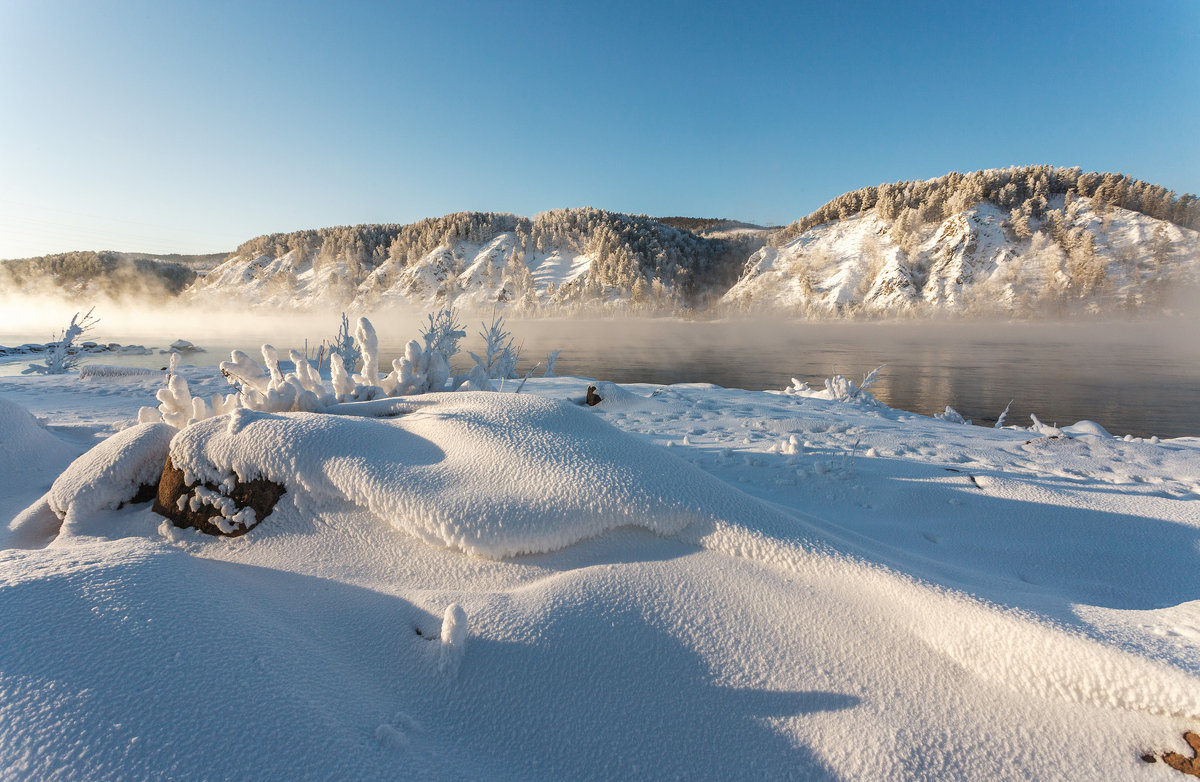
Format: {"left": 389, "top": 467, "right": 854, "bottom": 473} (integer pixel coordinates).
{"left": 1150, "top": 223, "right": 1174, "bottom": 276}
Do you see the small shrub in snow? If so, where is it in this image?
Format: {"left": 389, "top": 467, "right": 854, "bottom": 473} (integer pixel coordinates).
{"left": 468, "top": 310, "right": 520, "bottom": 382}
{"left": 544, "top": 349, "right": 562, "bottom": 377}
{"left": 22, "top": 308, "right": 99, "bottom": 375}
{"left": 79, "top": 365, "right": 162, "bottom": 380}
{"left": 782, "top": 364, "right": 886, "bottom": 407}
{"left": 330, "top": 312, "right": 359, "bottom": 375}
{"left": 386, "top": 309, "right": 465, "bottom": 396}
{"left": 421, "top": 307, "right": 467, "bottom": 361}
{"left": 143, "top": 308, "right": 516, "bottom": 430}
{"left": 995, "top": 400, "right": 1013, "bottom": 429}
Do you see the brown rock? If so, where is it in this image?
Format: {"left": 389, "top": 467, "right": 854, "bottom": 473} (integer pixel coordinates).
{"left": 128, "top": 481, "right": 160, "bottom": 506}
{"left": 586, "top": 385, "right": 603, "bottom": 406}
{"left": 152, "top": 455, "right": 285, "bottom": 537}
{"left": 1163, "top": 731, "right": 1200, "bottom": 777}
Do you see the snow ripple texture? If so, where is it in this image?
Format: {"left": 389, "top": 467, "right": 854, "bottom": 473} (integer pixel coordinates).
{"left": 169, "top": 392, "right": 774, "bottom": 558}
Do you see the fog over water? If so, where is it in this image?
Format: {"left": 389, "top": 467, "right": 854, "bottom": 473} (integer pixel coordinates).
{"left": 2, "top": 299, "right": 1198, "bottom": 438}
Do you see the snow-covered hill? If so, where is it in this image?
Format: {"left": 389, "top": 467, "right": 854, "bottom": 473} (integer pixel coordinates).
{"left": 187, "top": 209, "right": 756, "bottom": 315}
{"left": 7, "top": 167, "right": 1198, "bottom": 318}
{"left": 723, "top": 198, "right": 1200, "bottom": 316}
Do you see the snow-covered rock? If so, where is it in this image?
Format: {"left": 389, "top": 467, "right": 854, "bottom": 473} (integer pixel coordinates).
{"left": 47, "top": 423, "right": 174, "bottom": 522}
{"left": 166, "top": 392, "right": 778, "bottom": 558}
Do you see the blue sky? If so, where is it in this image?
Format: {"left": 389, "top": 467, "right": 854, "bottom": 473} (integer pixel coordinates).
{"left": 1, "top": 0, "right": 1197, "bottom": 258}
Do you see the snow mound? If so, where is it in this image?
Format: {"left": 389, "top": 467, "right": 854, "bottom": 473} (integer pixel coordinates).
{"left": 169, "top": 393, "right": 767, "bottom": 558}
{"left": 0, "top": 397, "right": 78, "bottom": 546}
{"left": 48, "top": 423, "right": 174, "bottom": 523}
{"left": 0, "top": 396, "right": 73, "bottom": 475}
{"left": 1062, "top": 420, "right": 1113, "bottom": 439}
{"left": 587, "top": 381, "right": 652, "bottom": 411}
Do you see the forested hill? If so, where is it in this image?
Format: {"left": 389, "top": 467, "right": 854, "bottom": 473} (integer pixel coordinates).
{"left": 652, "top": 217, "right": 772, "bottom": 235}
{"left": 197, "top": 209, "right": 762, "bottom": 312}
{"left": 725, "top": 166, "right": 1200, "bottom": 316}
{"left": 4, "top": 166, "right": 1197, "bottom": 318}
{"left": 0, "top": 251, "right": 199, "bottom": 300}
{"left": 772, "top": 166, "right": 1200, "bottom": 247}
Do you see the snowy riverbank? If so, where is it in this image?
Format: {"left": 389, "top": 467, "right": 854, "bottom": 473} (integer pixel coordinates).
{"left": 2, "top": 364, "right": 1198, "bottom": 779}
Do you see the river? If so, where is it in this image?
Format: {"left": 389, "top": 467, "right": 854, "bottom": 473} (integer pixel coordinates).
{"left": 2, "top": 316, "right": 1197, "bottom": 438}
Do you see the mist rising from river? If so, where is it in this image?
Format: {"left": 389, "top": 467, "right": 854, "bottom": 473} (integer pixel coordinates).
{"left": 2, "top": 296, "right": 1197, "bottom": 437}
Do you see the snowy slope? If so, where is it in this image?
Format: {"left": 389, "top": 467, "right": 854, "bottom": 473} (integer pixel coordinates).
{"left": 724, "top": 197, "right": 1200, "bottom": 315}
{"left": 194, "top": 233, "right": 598, "bottom": 314}
{"left": 2, "top": 360, "right": 1199, "bottom": 779}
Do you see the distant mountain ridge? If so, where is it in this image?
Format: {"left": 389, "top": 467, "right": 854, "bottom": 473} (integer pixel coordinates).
{"left": 3, "top": 166, "right": 1197, "bottom": 317}
{"left": 0, "top": 250, "right": 201, "bottom": 301}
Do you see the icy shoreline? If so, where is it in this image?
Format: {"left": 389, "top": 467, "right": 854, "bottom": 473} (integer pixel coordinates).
{"left": 1, "top": 366, "right": 1198, "bottom": 779}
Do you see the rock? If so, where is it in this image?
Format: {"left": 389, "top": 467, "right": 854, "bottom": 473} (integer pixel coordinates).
{"left": 152, "top": 455, "right": 285, "bottom": 537}
{"left": 586, "top": 385, "right": 603, "bottom": 406}
{"left": 1163, "top": 731, "right": 1200, "bottom": 777}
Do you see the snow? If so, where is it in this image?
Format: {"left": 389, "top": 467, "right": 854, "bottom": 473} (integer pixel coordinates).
{"left": 724, "top": 198, "right": 1200, "bottom": 315}
{"left": 1, "top": 362, "right": 1199, "bottom": 779}
{"left": 167, "top": 392, "right": 772, "bottom": 559}
{"left": 198, "top": 234, "right": 599, "bottom": 314}
{"left": 45, "top": 422, "right": 173, "bottom": 530}
{"left": 0, "top": 396, "right": 77, "bottom": 535}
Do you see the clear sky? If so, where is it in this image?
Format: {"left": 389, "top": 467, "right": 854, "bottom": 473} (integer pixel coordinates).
{"left": 1, "top": 0, "right": 1197, "bottom": 258}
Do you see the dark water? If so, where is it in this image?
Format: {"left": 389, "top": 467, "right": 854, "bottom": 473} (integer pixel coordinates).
{"left": 3, "top": 318, "right": 1198, "bottom": 438}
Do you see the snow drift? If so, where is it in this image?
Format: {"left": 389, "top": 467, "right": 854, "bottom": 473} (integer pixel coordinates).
{"left": 169, "top": 392, "right": 793, "bottom": 559}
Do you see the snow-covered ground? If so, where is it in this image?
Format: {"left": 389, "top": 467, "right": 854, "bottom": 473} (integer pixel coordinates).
{"left": 2, "top": 363, "right": 1199, "bottom": 779}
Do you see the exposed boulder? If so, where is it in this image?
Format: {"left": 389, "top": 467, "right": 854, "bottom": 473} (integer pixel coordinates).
{"left": 153, "top": 455, "right": 285, "bottom": 537}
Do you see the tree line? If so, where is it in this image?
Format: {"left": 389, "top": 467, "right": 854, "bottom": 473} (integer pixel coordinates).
{"left": 772, "top": 166, "right": 1200, "bottom": 247}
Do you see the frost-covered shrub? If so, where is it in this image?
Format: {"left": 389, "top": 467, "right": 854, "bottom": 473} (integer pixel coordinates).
{"left": 79, "top": 365, "right": 161, "bottom": 380}
{"left": 330, "top": 312, "right": 359, "bottom": 375}
{"left": 143, "top": 309, "right": 485, "bottom": 430}
{"left": 22, "top": 308, "right": 99, "bottom": 375}
{"left": 467, "top": 311, "right": 521, "bottom": 383}
{"left": 782, "top": 365, "right": 885, "bottom": 407}
{"left": 544, "top": 349, "right": 562, "bottom": 377}
{"left": 385, "top": 309, "right": 465, "bottom": 395}
{"left": 994, "top": 400, "right": 1013, "bottom": 429}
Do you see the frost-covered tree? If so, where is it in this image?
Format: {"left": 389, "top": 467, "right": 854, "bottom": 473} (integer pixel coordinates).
{"left": 468, "top": 311, "right": 520, "bottom": 381}
{"left": 1151, "top": 223, "right": 1175, "bottom": 275}
{"left": 330, "top": 312, "right": 359, "bottom": 374}
{"left": 772, "top": 165, "right": 1200, "bottom": 249}
{"left": 22, "top": 308, "right": 100, "bottom": 375}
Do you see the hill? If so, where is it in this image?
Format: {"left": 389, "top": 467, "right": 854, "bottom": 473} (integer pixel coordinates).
{"left": 723, "top": 166, "right": 1200, "bottom": 316}
{"left": 4, "top": 167, "right": 1197, "bottom": 318}
{"left": 0, "top": 250, "right": 201, "bottom": 302}
{"left": 191, "top": 209, "right": 762, "bottom": 313}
